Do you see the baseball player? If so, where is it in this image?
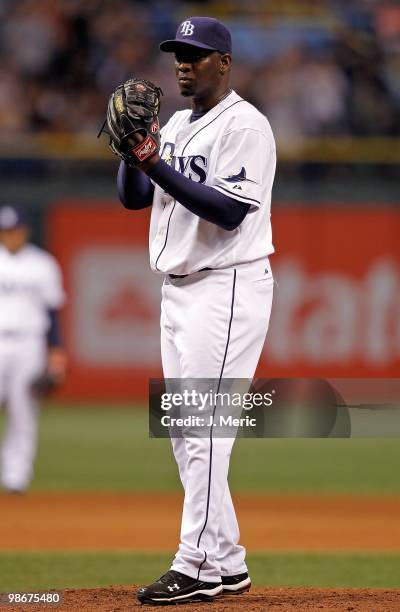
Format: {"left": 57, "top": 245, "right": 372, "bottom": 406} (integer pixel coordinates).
{"left": 105, "top": 16, "right": 276, "bottom": 605}
{"left": 0, "top": 205, "right": 66, "bottom": 493}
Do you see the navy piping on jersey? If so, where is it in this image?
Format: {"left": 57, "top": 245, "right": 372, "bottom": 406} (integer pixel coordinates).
{"left": 215, "top": 184, "right": 260, "bottom": 206}
{"left": 154, "top": 99, "right": 246, "bottom": 271}
{"left": 196, "top": 269, "right": 237, "bottom": 580}
{"left": 181, "top": 100, "right": 245, "bottom": 156}
{"left": 155, "top": 203, "right": 176, "bottom": 272}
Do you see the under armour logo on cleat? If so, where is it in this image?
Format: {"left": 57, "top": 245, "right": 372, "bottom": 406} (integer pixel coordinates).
{"left": 168, "top": 583, "right": 180, "bottom": 591}
{"left": 233, "top": 185, "right": 242, "bottom": 190}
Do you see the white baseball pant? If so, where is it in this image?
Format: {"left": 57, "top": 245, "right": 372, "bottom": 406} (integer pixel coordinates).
{"left": 0, "top": 334, "right": 46, "bottom": 491}
{"left": 160, "top": 257, "right": 273, "bottom": 582}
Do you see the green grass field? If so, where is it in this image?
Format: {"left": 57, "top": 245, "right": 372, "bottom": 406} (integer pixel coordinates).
{"left": 1, "top": 552, "right": 399, "bottom": 591}
{"left": 24, "top": 404, "right": 400, "bottom": 493}
{"left": 1, "top": 404, "right": 400, "bottom": 592}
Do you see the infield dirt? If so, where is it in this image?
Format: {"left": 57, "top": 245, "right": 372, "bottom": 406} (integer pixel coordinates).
{"left": 1, "top": 492, "right": 399, "bottom": 611}
{"left": 1, "top": 492, "right": 400, "bottom": 551}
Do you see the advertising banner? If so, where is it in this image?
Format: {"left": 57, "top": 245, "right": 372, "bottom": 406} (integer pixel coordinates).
{"left": 49, "top": 203, "right": 400, "bottom": 399}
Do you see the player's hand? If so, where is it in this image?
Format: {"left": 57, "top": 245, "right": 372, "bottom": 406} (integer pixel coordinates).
{"left": 47, "top": 347, "right": 67, "bottom": 384}
{"left": 127, "top": 134, "right": 160, "bottom": 172}
{"left": 31, "top": 348, "right": 67, "bottom": 397}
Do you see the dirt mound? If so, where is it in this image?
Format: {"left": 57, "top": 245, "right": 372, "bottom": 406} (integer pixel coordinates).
{"left": 6, "top": 587, "right": 399, "bottom": 611}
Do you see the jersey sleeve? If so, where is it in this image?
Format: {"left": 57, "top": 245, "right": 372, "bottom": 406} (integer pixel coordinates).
{"left": 212, "top": 128, "right": 272, "bottom": 211}
{"left": 41, "top": 257, "right": 66, "bottom": 309}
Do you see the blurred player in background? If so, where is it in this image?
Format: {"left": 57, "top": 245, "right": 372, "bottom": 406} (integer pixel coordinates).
{"left": 0, "top": 205, "right": 66, "bottom": 493}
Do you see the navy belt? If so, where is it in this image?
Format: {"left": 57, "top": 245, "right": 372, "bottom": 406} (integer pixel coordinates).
{"left": 168, "top": 267, "right": 212, "bottom": 280}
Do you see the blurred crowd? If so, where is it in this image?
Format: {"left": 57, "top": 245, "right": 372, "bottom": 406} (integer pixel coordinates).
{"left": 0, "top": 0, "right": 399, "bottom": 145}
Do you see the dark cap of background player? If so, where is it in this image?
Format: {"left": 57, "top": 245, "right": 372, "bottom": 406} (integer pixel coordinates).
{"left": 159, "top": 17, "right": 232, "bottom": 55}
{"left": 0, "top": 205, "right": 29, "bottom": 230}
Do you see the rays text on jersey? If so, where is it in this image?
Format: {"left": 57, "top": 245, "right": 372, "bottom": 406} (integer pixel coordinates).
{"left": 161, "top": 142, "right": 207, "bottom": 183}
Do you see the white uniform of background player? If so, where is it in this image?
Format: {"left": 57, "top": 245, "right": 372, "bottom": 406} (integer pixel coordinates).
{"left": 154, "top": 89, "right": 275, "bottom": 582}
{"left": 0, "top": 205, "right": 66, "bottom": 493}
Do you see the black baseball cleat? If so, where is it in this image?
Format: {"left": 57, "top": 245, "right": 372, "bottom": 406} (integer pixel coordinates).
{"left": 137, "top": 569, "right": 223, "bottom": 605}
{"left": 221, "top": 571, "right": 251, "bottom": 594}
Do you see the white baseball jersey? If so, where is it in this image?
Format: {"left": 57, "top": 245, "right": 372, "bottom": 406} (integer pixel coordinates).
{"left": 0, "top": 243, "right": 65, "bottom": 335}
{"left": 149, "top": 90, "right": 276, "bottom": 275}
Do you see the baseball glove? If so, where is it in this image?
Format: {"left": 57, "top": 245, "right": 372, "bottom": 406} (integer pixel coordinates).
{"left": 102, "top": 78, "right": 163, "bottom": 166}
{"left": 31, "top": 372, "right": 63, "bottom": 397}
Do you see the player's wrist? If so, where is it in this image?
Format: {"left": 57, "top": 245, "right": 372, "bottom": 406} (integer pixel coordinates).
{"left": 139, "top": 153, "right": 161, "bottom": 174}
{"left": 47, "top": 347, "right": 67, "bottom": 381}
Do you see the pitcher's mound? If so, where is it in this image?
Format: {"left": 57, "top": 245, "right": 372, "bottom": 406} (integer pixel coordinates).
{"left": 7, "top": 586, "right": 399, "bottom": 611}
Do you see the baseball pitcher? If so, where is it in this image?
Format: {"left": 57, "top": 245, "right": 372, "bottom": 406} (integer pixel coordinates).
{"left": 103, "top": 16, "right": 276, "bottom": 605}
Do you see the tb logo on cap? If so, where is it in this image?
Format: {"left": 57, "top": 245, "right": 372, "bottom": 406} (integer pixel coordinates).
{"left": 180, "top": 20, "right": 194, "bottom": 36}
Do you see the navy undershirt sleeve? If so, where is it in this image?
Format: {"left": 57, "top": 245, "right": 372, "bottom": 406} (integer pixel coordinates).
{"left": 47, "top": 309, "right": 62, "bottom": 347}
{"left": 118, "top": 161, "right": 155, "bottom": 209}
{"left": 146, "top": 159, "right": 249, "bottom": 231}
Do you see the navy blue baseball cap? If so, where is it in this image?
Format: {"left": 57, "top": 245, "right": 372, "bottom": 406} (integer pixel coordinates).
{"left": 0, "top": 205, "right": 28, "bottom": 230}
{"left": 160, "top": 17, "right": 232, "bottom": 55}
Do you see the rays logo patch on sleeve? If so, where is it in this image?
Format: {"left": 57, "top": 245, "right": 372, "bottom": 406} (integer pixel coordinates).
{"left": 223, "top": 167, "right": 258, "bottom": 184}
